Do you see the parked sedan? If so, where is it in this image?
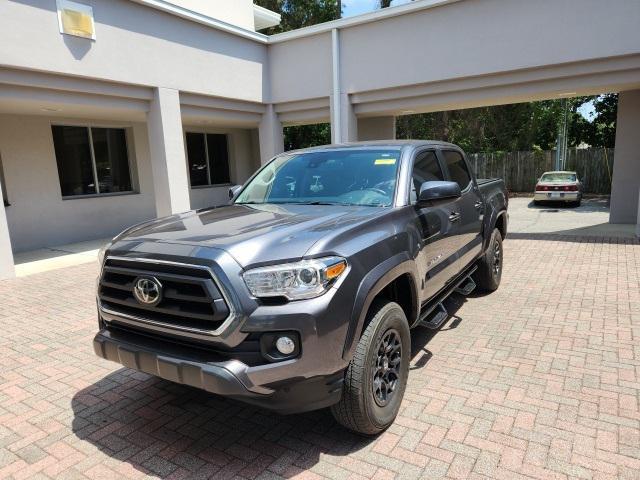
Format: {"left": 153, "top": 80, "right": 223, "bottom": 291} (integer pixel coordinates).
{"left": 533, "top": 171, "right": 582, "bottom": 206}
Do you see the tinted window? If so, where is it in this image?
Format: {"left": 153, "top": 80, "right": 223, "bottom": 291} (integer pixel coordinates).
{"left": 185, "top": 133, "right": 231, "bottom": 187}
{"left": 207, "top": 134, "right": 230, "bottom": 185}
{"left": 410, "top": 150, "right": 444, "bottom": 203}
{"left": 52, "top": 126, "right": 96, "bottom": 196}
{"left": 185, "top": 133, "right": 208, "bottom": 187}
{"left": 92, "top": 128, "right": 131, "bottom": 193}
{"left": 236, "top": 149, "right": 400, "bottom": 207}
{"left": 443, "top": 150, "right": 472, "bottom": 190}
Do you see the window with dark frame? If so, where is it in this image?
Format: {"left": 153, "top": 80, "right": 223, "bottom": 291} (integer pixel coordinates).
{"left": 51, "top": 125, "right": 133, "bottom": 197}
{"left": 185, "top": 132, "right": 231, "bottom": 187}
{"left": 443, "top": 150, "right": 472, "bottom": 190}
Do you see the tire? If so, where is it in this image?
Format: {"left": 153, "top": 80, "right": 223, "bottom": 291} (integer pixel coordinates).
{"left": 474, "top": 228, "right": 503, "bottom": 292}
{"left": 331, "top": 300, "right": 410, "bottom": 436}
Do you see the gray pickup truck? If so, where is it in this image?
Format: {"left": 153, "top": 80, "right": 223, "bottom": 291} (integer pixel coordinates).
{"left": 94, "top": 141, "right": 508, "bottom": 435}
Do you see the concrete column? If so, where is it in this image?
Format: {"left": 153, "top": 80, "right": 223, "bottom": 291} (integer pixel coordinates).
{"left": 358, "top": 116, "right": 396, "bottom": 141}
{"left": 147, "top": 87, "right": 191, "bottom": 217}
{"left": 610, "top": 89, "right": 640, "bottom": 225}
{"left": 258, "top": 104, "right": 284, "bottom": 164}
{"left": 0, "top": 181, "right": 15, "bottom": 279}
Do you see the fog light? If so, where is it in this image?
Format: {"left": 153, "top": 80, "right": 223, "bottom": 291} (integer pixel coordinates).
{"left": 275, "top": 336, "right": 296, "bottom": 355}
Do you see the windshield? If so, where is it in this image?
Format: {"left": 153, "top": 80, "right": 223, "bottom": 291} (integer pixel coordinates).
{"left": 541, "top": 172, "right": 576, "bottom": 182}
{"left": 235, "top": 149, "right": 401, "bottom": 207}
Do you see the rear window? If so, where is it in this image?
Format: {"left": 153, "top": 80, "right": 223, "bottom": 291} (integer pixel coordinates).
{"left": 541, "top": 173, "right": 576, "bottom": 182}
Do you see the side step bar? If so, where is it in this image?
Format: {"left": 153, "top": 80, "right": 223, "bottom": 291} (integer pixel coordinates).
{"left": 455, "top": 276, "right": 476, "bottom": 296}
{"left": 415, "top": 266, "right": 478, "bottom": 330}
{"left": 417, "top": 302, "right": 448, "bottom": 330}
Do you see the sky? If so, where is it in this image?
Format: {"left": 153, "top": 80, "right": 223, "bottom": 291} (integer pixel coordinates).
{"left": 342, "top": 0, "right": 413, "bottom": 17}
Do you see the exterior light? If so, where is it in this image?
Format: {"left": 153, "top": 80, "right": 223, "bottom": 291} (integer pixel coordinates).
{"left": 275, "top": 336, "right": 296, "bottom": 355}
{"left": 57, "top": 0, "right": 96, "bottom": 40}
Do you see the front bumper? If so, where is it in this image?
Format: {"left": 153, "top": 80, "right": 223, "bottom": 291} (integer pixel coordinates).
{"left": 94, "top": 328, "right": 343, "bottom": 413}
{"left": 534, "top": 191, "right": 580, "bottom": 202}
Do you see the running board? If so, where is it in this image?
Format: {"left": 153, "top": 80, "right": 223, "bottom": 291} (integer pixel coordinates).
{"left": 455, "top": 275, "right": 476, "bottom": 296}
{"left": 417, "top": 302, "right": 448, "bottom": 330}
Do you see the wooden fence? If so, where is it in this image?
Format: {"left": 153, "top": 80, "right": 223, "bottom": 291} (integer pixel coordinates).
{"left": 468, "top": 148, "right": 615, "bottom": 194}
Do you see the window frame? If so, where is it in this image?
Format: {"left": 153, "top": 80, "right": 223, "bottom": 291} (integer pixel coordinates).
{"left": 184, "top": 131, "right": 232, "bottom": 189}
{"left": 439, "top": 149, "right": 474, "bottom": 193}
{"left": 51, "top": 123, "right": 136, "bottom": 200}
{"left": 0, "top": 152, "right": 9, "bottom": 207}
{"left": 408, "top": 148, "right": 446, "bottom": 205}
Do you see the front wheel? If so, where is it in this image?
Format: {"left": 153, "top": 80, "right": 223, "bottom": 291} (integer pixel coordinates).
{"left": 331, "top": 300, "right": 410, "bottom": 436}
{"left": 474, "top": 228, "right": 503, "bottom": 292}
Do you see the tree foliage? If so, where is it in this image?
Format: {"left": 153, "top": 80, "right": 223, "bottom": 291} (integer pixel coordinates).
{"left": 397, "top": 95, "right": 618, "bottom": 153}
{"left": 254, "top": 0, "right": 340, "bottom": 35}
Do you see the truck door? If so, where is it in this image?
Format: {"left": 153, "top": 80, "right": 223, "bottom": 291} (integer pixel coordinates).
{"left": 438, "top": 149, "right": 484, "bottom": 276}
{"left": 409, "top": 149, "right": 461, "bottom": 302}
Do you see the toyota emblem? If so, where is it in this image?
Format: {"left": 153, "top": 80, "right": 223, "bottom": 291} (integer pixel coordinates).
{"left": 133, "top": 276, "right": 162, "bottom": 306}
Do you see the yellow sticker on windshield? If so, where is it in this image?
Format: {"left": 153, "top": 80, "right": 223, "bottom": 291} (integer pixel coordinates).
{"left": 374, "top": 158, "right": 396, "bottom": 165}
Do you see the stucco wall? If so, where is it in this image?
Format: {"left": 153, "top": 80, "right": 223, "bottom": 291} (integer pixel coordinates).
{"left": 268, "top": 32, "right": 333, "bottom": 103}
{"left": 0, "top": 115, "right": 157, "bottom": 252}
{"left": 0, "top": 115, "right": 262, "bottom": 251}
{"left": 0, "top": 0, "right": 267, "bottom": 102}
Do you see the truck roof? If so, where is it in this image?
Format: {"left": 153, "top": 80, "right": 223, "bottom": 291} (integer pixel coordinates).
{"left": 284, "top": 140, "right": 462, "bottom": 154}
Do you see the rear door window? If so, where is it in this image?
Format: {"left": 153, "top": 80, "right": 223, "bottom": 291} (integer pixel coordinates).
{"left": 442, "top": 150, "right": 472, "bottom": 190}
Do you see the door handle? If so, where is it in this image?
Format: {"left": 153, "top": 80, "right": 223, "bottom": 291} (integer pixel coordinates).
{"left": 449, "top": 212, "right": 461, "bottom": 223}
{"left": 474, "top": 201, "right": 483, "bottom": 210}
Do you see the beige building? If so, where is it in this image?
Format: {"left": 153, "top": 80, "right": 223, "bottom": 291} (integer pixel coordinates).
{"left": 0, "top": 0, "right": 639, "bottom": 279}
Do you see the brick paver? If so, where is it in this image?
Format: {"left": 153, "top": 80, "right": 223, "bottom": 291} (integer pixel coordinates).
{"left": 1, "top": 235, "right": 639, "bottom": 479}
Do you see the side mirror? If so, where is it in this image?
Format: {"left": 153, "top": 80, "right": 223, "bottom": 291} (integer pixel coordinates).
{"left": 228, "top": 185, "right": 242, "bottom": 200}
{"left": 418, "top": 181, "right": 461, "bottom": 204}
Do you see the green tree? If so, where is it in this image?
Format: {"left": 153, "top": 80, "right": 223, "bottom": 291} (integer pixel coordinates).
{"left": 254, "top": 0, "right": 341, "bottom": 35}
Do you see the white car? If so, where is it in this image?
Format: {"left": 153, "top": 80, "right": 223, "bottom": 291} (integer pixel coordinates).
{"left": 533, "top": 171, "right": 582, "bottom": 206}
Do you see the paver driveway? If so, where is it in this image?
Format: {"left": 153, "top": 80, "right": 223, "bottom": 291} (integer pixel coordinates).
{"left": 1, "top": 234, "right": 639, "bottom": 480}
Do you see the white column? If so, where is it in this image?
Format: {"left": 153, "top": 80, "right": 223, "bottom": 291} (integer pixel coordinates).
{"left": 610, "top": 89, "right": 640, "bottom": 225}
{"left": 358, "top": 116, "right": 396, "bottom": 141}
{"left": 330, "top": 28, "right": 358, "bottom": 144}
{"left": 258, "top": 104, "right": 284, "bottom": 164}
{"left": 147, "top": 87, "right": 191, "bottom": 217}
{"left": 0, "top": 181, "right": 15, "bottom": 279}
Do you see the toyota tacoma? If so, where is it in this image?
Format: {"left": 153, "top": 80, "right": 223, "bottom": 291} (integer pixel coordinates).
{"left": 94, "top": 141, "right": 508, "bottom": 435}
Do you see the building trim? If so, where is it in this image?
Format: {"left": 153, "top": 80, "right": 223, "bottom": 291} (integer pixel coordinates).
{"left": 268, "top": 0, "right": 463, "bottom": 44}
{"left": 128, "top": 0, "right": 269, "bottom": 43}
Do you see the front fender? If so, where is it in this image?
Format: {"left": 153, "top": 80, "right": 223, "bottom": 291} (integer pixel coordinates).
{"left": 341, "top": 253, "right": 419, "bottom": 361}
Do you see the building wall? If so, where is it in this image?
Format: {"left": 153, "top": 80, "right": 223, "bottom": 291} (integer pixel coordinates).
{"left": 0, "top": 114, "right": 157, "bottom": 252}
{"left": 0, "top": 0, "right": 267, "bottom": 102}
{"left": 0, "top": 114, "right": 262, "bottom": 252}
{"left": 170, "top": 0, "right": 255, "bottom": 31}
{"left": 269, "top": 32, "right": 333, "bottom": 104}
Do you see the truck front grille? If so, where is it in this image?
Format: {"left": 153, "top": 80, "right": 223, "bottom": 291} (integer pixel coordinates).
{"left": 98, "top": 258, "right": 232, "bottom": 335}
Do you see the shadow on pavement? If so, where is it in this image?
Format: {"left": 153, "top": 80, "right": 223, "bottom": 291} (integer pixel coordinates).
{"left": 526, "top": 197, "right": 610, "bottom": 213}
{"left": 71, "top": 295, "right": 467, "bottom": 478}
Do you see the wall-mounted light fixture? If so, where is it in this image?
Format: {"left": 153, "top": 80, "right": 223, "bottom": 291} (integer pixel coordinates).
{"left": 56, "top": 0, "right": 95, "bottom": 40}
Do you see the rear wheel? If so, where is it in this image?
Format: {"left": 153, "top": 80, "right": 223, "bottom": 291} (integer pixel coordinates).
{"left": 474, "top": 228, "right": 503, "bottom": 292}
{"left": 331, "top": 300, "right": 410, "bottom": 436}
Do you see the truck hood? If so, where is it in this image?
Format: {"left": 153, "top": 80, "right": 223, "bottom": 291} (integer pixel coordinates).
{"left": 119, "top": 204, "right": 387, "bottom": 267}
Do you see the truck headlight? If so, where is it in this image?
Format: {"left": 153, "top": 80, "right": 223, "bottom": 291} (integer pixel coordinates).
{"left": 243, "top": 257, "right": 347, "bottom": 301}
